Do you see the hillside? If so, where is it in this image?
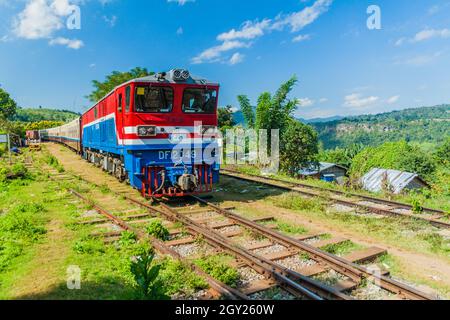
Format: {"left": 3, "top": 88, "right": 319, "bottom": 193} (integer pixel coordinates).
{"left": 13, "top": 108, "right": 80, "bottom": 123}
{"left": 312, "top": 105, "right": 450, "bottom": 149}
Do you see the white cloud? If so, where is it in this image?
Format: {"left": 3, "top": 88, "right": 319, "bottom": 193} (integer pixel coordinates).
{"left": 386, "top": 95, "right": 400, "bottom": 104}
{"left": 344, "top": 93, "right": 379, "bottom": 109}
{"left": 396, "top": 28, "right": 450, "bottom": 46}
{"left": 272, "top": 0, "right": 332, "bottom": 32}
{"left": 192, "top": 0, "right": 332, "bottom": 64}
{"left": 319, "top": 98, "right": 328, "bottom": 103}
{"left": 176, "top": 27, "right": 183, "bottom": 35}
{"left": 413, "top": 28, "right": 450, "bottom": 42}
{"left": 292, "top": 34, "right": 310, "bottom": 43}
{"left": 229, "top": 52, "right": 244, "bottom": 65}
{"left": 217, "top": 19, "right": 271, "bottom": 41}
{"left": 167, "top": 0, "right": 195, "bottom": 6}
{"left": 191, "top": 40, "right": 250, "bottom": 64}
{"left": 298, "top": 97, "right": 315, "bottom": 107}
{"left": 13, "top": 0, "right": 64, "bottom": 39}
{"left": 49, "top": 36, "right": 83, "bottom": 49}
{"left": 12, "top": 0, "right": 79, "bottom": 40}
{"left": 397, "top": 51, "right": 443, "bottom": 66}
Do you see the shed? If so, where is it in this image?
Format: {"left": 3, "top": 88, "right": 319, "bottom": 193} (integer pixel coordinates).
{"left": 299, "top": 162, "right": 348, "bottom": 183}
{"left": 361, "top": 168, "right": 429, "bottom": 194}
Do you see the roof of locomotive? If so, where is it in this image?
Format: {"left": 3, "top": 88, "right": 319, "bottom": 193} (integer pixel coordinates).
{"left": 129, "top": 73, "right": 219, "bottom": 86}
{"left": 83, "top": 70, "right": 219, "bottom": 116}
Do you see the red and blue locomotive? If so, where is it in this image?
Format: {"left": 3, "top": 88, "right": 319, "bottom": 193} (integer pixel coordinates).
{"left": 40, "top": 69, "right": 221, "bottom": 198}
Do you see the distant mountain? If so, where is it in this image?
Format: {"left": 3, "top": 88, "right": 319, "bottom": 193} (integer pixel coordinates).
{"left": 313, "top": 105, "right": 450, "bottom": 149}
{"left": 233, "top": 111, "right": 344, "bottom": 125}
{"left": 300, "top": 116, "right": 345, "bottom": 124}
{"left": 13, "top": 108, "right": 80, "bottom": 123}
{"left": 232, "top": 105, "right": 450, "bottom": 150}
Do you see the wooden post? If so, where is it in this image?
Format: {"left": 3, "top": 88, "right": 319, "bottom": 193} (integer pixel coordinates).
{"left": 7, "top": 133, "right": 11, "bottom": 165}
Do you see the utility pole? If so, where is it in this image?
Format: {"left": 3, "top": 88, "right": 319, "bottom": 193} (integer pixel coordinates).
{"left": 7, "top": 133, "right": 11, "bottom": 165}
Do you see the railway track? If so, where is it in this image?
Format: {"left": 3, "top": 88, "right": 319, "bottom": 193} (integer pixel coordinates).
{"left": 30, "top": 150, "right": 436, "bottom": 300}
{"left": 221, "top": 169, "right": 450, "bottom": 229}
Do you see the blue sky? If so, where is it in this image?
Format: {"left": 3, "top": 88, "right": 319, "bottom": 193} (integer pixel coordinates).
{"left": 0, "top": 0, "right": 450, "bottom": 119}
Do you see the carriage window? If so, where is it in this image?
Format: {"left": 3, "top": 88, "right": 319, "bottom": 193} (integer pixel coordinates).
{"left": 182, "top": 88, "right": 217, "bottom": 114}
{"left": 125, "top": 86, "right": 131, "bottom": 112}
{"left": 94, "top": 106, "right": 98, "bottom": 119}
{"left": 134, "top": 86, "right": 174, "bottom": 113}
{"left": 118, "top": 94, "right": 123, "bottom": 113}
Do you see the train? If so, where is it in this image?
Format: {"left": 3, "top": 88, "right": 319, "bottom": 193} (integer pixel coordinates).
{"left": 38, "top": 69, "right": 221, "bottom": 198}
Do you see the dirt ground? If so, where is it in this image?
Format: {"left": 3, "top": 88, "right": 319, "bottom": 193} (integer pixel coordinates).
{"left": 44, "top": 143, "right": 450, "bottom": 298}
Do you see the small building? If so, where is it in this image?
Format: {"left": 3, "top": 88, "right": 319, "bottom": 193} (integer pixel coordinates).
{"left": 361, "top": 168, "right": 430, "bottom": 194}
{"left": 299, "top": 162, "right": 348, "bottom": 183}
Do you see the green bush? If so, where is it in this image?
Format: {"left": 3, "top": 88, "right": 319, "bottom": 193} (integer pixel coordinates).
{"left": 73, "top": 237, "right": 105, "bottom": 254}
{"left": 120, "top": 230, "right": 137, "bottom": 246}
{"left": 130, "top": 247, "right": 167, "bottom": 299}
{"left": 350, "top": 141, "right": 437, "bottom": 181}
{"left": 195, "top": 255, "right": 240, "bottom": 287}
{"left": 146, "top": 220, "right": 169, "bottom": 241}
{"left": 158, "top": 259, "right": 208, "bottom": 296}
{"left": 0, "top": 202, "right": 47, "bottom": 271}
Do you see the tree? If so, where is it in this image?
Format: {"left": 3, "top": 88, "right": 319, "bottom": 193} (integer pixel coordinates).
{"left": 350, "top": 141, "right": 437, "bottom": 181}
{"left": 435, "top": 137, "right": 450, "bottom": 165}
{"left": 280, "top": 119, "right": 319, "bottom": 175}
{"left": 0, "top": 88, "right": 17, "bottom": 120}
{"left": 218, "top": 106, "right": 236, "bottom": 129}
{"left": 87, "top": 67, "right": 154, "bottom": 103}
{"left": 318, "top": 144, "right": 364, "bottom": 168}
{"left": 237, "top": 95, "right": 255, "bottom": 128}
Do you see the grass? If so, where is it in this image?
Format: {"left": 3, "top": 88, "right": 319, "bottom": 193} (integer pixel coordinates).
{"left": 194, "top": 255, "right": 240, "bottom": 288}
{"left": 226, "top": 164, "right": 450, "bottom": 214}
{"left": 320, "top": 240, "right": 363, "bottom": 256}
{"left": 262, "top": 192, "right": 450, "bottom": 260}
{"left": 0, "top": 151, "right": 211, "bottom": 300}
{"left": 267, "top": 192, "right": 326, "bottom": 212}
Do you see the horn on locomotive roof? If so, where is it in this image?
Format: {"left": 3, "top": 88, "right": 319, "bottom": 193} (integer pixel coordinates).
{"left": 169, "top": 69, "right": 190, "bottom": 81}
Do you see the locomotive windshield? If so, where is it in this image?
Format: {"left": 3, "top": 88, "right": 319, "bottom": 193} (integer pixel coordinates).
{"left": 134, "top": 86, "right": 174, "bottom": 113}
{"left": 182, "top": 88, "right": 217, "bottom": 114}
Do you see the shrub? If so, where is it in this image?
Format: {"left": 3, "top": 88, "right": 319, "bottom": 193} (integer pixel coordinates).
{"left": 350, "top": 141, "right": 437, "bottom": 181}
{"left": 73, "top": 237, "right": 105, "bottom": 254}
{"left": 411, "top": 198, "right": 424, "bottom": 214}
{"left": 146, "top": 220, "right": 169, "bottom": 241}
{"left": 158, "top": 259, "right": 208, "bottom": 296}
{"left": 195, "top": 255, "right": 240, "bottom": 287}
{"left": 120, "top": 230, "right": 137, "bottom": 246}
{"left": 130, "top": 247, "right": 167, "bottom": 299}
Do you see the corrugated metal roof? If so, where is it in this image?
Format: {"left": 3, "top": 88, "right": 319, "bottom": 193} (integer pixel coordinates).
{"left": 361, "top": 168, "right": 428, "bottom": 194}
{"left": 299, "top": 162, "right": 347, "bottom": 176}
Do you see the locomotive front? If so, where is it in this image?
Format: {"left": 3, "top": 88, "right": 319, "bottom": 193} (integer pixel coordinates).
{"left": 121, "top": 69, "right": 220, "bottom": 197}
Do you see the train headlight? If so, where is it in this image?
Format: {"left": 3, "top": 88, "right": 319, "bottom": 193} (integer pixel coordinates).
{"left": 137, "top": 126, "right": 157, "bottom": 137}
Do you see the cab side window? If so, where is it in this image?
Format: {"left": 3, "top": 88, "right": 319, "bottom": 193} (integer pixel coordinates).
{"left": 125, "top": 86, "right": 131, "bottom": 112}
{"left": 118, "top": 94, "right": 123, "bottom": 113}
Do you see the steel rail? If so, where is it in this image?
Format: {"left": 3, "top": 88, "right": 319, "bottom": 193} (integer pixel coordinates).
{"left": 221, "top": 169, "right": 450, "bottom": 229}
{"left": 128, "top": 197, "right": 348, "bottom": 300}
{"left": 191, "top": 195, "right": 434, "bottom": 301}
{"left": 67, "top": 188, "right": 248, "bottom": 300}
